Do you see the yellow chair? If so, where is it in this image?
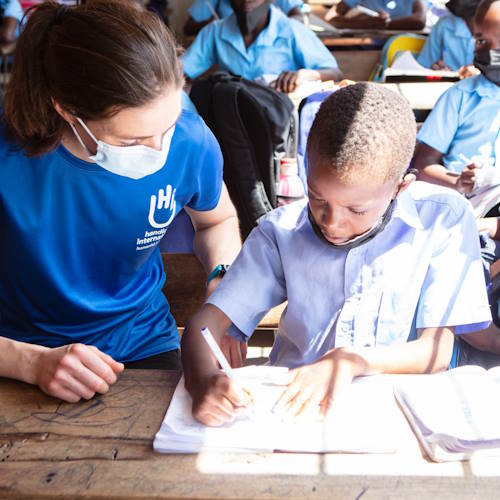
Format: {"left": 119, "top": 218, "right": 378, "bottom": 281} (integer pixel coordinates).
{"left": 370, "top": 34, "right": 427, "bottom": 82}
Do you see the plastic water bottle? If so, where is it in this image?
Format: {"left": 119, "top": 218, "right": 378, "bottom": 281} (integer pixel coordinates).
{"left": 277, "top": 158, "right": 305, "bottom": 207}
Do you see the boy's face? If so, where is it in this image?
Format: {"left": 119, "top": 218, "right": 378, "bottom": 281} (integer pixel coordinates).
{"left": 475, "top": 2, "right": 500, "bottom": 51}
{"left": 307, "top": 158, "right": 400, "bottom": 245}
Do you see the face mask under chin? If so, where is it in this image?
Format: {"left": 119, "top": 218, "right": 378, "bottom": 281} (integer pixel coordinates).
{"left": 474, "top": 49, "right": 500, "bottom": 85}
{"left": 231, "top": 0, "right": 271, "bottom": 35}
{"left": 307, "top": 199, "right": 396, "bottom": 251}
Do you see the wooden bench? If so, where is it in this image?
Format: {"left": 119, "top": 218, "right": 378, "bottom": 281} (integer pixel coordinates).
{"left": 161, "top": 253, "right": 284, "bottom": 346}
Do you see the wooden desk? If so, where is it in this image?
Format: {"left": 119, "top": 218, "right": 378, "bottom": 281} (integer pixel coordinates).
{"left": 2, "top": 370, "right": 500, "bottom": 499}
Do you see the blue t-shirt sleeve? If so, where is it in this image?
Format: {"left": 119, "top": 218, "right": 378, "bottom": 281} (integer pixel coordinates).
{"left": 416, "top": 201, "right": 491, "bottom": 333}
{"left": 275, "top": 0, "right": 304, "bottom": 13}
{"left": 292, "top": 22, "right": 338, "bottom": 70}
{"left": 4, "top": 0, "right": 23, "bottom": 21}
{"left": 186, "top": 119, "right": 223, "bottom": 211}
{"left": 206, "top": 219, "right": 287, "bottom": 341}
{"left": 417, "top": 85, "right": 461, "bottom": 155}
{"left": 416, "top": 20, "right": 444, "bottom": 68}
{"left": 181, "top": 23, "right": 217, "bottom": 79}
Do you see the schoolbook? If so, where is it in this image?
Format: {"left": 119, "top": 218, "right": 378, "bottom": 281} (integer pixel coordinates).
{"left": 393, "top": 366, "right": 500, "bottom": 462}
{"left": 153, "top": 365, "right": 406, "bottom": 454}
{"left": 384, "top": 50, "right": 459, "bottom": 82}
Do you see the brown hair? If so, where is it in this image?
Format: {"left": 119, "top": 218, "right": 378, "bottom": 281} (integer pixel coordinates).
{"left": 3, "top": 0, "right": 184, "bottom": 156}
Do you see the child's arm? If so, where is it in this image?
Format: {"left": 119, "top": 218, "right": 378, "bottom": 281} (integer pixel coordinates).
{"left": 413, "top": 142, "right": 477, "bottom": 194}
{"left": 274, "top": 67, "right": 343, "bottom": 93}
{"left": 181, "top": 304, "right": 253, "bottom": 426}
{"left": 386, "top": 0, "right": 427, "bottom": 30}
{"left": 477, "top": 217, "right": 500, "bottom": 239}
{"left": 0, "top": 16, "right": 18, "bottom": 44}
{"left": 0, "top": 336, "right": 124, "bottom": 402}
{"left": 274, "top": 326, "right": 455, "bottom": 417}
{"left": 183, "top": 16, "right": 214, "bottom": 37}
{"left": 325, "top": 1, "right": 391, "bottom": 29}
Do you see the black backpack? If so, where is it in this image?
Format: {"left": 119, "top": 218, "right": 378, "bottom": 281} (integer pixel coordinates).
{"left": 190, "top": 72, "right": 298, "bottom": 239}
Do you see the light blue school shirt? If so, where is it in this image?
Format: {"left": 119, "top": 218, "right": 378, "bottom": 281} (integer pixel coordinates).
{"left": 188, "top": 0, "right": 303, "bottom": 21}
{"left": 0, "top": 110, "right": 223, "bottom": 362}
{"left": 181, "top": 90, "right": 198, "bottom": 114}
{"left": 181, "top": 5, "right": 338, "bottom": 80}
{"left": 417, "top": 75, "right": 500, "bottom": 172}
{"left": 207, "top": 182, "right": 490, "bottom": 369}
{"left": 417, "top": 15, "right": 475, "bottom": 70}
{"left": 343, "top": 0, "right": 416, "bottom": 19}
{"left": 1, "top": 0, "right": 23, "bottom": 21}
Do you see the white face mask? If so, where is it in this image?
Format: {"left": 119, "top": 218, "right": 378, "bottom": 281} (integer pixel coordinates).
{"left": 69, "top": 117, "right": 175, "bottom": 180}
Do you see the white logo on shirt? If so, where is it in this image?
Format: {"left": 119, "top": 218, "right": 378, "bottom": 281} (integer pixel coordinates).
{"left": 148, "top": 185, "right": 176, "bottom": 228}
{"left": 136, "top": 185, "right": 177, "bottom": 251}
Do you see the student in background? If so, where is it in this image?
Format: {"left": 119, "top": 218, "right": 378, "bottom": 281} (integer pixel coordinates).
{"left": 0, "top": 0, "right": 23, "bottom": 44}
{"left": 325, "top": 0, "right": 427, "bottom": 30}
{"left": 184, "top": 0, "right": 305, "bottom": 36}
{"left": 181, "top": 83, "right": 490, "bottom": 426}
{"left": 414, "top": 0, "right": 500, "bottom": 367}
{"left": 181, "top": 0, "right": 342, "bottom": 94}
{"left": 414, "top": 0, "right": 499, "bottom": 196}
{"left": 0, "top": 0, "right": 242, "bottom": 402}
{"left": 416, "top": 0, "right": 481, "bottom": 78}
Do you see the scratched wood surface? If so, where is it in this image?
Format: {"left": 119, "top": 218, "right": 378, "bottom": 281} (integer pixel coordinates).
{"left": 2, "top": 370, "right": 500, "bottom": 499}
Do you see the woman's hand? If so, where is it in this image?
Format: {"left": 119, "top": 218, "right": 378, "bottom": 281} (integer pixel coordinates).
{"left": 35, "top": 344, "right": 124, "bottom": 402}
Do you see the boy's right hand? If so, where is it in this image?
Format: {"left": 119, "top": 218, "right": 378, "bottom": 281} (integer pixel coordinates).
{"left": 35, "top": 344, "right": 124, "bottom": 403}
{"left": 456, "top": 164, "right": 478, "bottom": 194}
{"left": 431, "top": 60, "right": 451, "bottom": 71}
{"left": 190, "top": 372, "right": 253, "bottom": 426}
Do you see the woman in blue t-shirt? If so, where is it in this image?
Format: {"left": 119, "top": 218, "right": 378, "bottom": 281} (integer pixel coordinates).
{"left": 0, "top": 0, "right": 241, "bottom": 402}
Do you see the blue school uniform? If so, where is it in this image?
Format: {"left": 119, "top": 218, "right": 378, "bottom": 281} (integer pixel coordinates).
{"left": 417, "top": 75, "right": 500, "bottom": 172}
{"left": 188, "top": 0, "right": 303, "bottom": 21}
{"left": 0, "top": 110, "right": 222, "bottom": 362}
{"left": 207, "top": 182, "right": 490, "bottom": 368}
{"left": 0, "top": 0, "right": 23, "bottom": 22}
{"left": 181, "top": 4, "right": 338, "bottom": 80}
{"left": 416, "top": 15, "right": 474, "bottom": 70}
{"left": 181, "top": 90, "right": 198, "bottom": 114}
{"left": 343, "top": 0, "right": 416, "bottom": 19}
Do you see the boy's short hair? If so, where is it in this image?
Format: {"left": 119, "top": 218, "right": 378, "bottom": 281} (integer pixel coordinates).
{"left": 476, "top": 0, "right": 499, "bottom": 22}
{"left": 306, "top": 83, "right": 416, "bottom": 183}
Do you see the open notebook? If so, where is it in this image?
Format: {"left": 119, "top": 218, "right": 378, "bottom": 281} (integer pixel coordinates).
{"left": 394, "top": 366, "right": 500, "bottom": 462}
{"left": 154, "top": 366, "right": 406, "bottom": 454}
{"left": 465, "top": 165, "right": 500, "bottom": 216}
{"left": 384, "top": 50, "right": 459, "bottom": 82}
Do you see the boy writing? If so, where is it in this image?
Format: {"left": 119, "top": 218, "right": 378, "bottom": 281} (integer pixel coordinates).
{"left": 182, "top": 83, "right": 490, "bottom": 426}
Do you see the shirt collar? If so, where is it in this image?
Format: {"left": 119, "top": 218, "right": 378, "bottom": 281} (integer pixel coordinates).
{"left": 472, "top": 74, "right": 500, "bottom": 100}
{"left": 391, "top": 186, "right": 424, "bottom": 230}
{"left": 220, "top": 5, "right": 290, "bottom": 60}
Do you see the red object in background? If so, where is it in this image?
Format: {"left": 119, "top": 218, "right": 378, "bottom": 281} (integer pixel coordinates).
{"left": 19, "top": 1, "right": 44, "bottom": 12}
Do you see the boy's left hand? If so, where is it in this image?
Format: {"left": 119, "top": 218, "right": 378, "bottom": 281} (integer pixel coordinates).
{"left": 273, "top": 349, "right": 361, "bottom": 418}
